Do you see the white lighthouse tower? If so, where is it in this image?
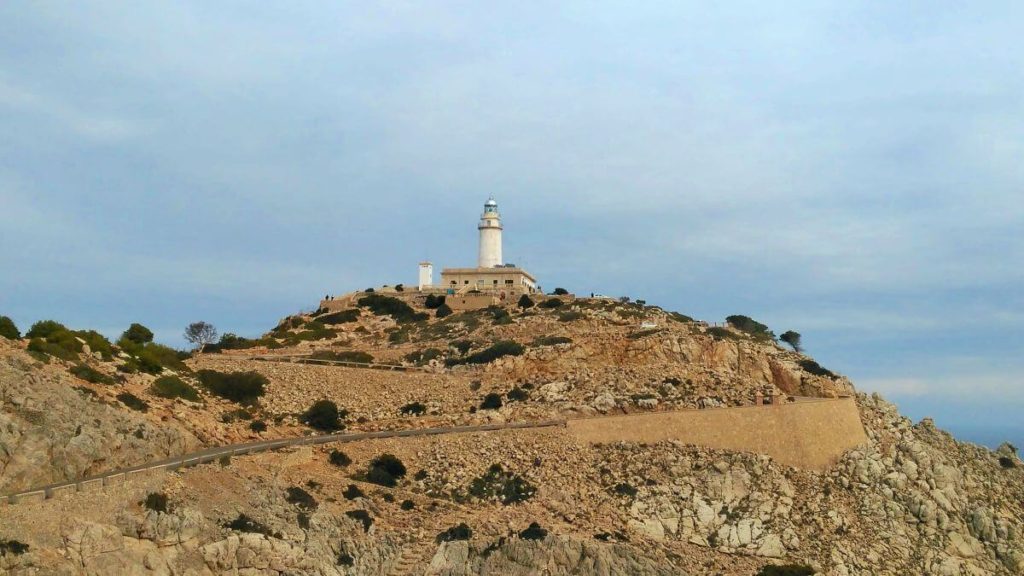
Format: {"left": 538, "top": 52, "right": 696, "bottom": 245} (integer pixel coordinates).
{"left": 477, "top": 197, "right": 503, "bottom": 268}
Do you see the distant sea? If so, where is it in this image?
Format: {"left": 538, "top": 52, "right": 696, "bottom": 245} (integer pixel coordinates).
{"left": 944, "top": 424, "right": 1023, "bottom": 452}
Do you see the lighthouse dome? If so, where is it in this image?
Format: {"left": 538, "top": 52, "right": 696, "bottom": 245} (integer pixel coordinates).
{"left": 484, "top": 198, "right": 497, "bottom": 207}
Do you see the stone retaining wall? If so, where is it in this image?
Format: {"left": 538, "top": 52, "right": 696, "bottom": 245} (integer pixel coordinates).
{"left": 568, "top": 397, "right": 867, "bottom": 470}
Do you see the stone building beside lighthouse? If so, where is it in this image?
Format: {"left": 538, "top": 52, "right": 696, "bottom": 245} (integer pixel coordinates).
{"left": 419, "top": 198, "right": 540, "bottom": 300}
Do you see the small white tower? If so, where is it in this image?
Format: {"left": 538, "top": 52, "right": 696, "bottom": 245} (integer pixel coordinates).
{"left": 418, "top": 262, "right": 433, "bottom": 290}
{"left": 477, "top": 197, "right": 503, "bottom": 268}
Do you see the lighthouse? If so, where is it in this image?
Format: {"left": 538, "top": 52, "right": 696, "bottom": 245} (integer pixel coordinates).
{"left": 477, "top": 197, "right": 503, "bottom": 268}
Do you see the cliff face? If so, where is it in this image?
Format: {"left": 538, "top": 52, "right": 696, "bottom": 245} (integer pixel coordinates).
{"left": 0, "top": 296, "right": 1021, "bottom": 575}
{"left": 0, "top": 340, "right": 199, "bottom": 493}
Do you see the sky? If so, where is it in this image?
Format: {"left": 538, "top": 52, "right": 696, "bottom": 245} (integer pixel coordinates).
{"left": 1, "top": 2, "right": 1021, "bottom": 449}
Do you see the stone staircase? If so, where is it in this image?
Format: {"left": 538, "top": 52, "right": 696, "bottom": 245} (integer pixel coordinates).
{"left": 385, "top": 539, "right": 437, "bottom": 576}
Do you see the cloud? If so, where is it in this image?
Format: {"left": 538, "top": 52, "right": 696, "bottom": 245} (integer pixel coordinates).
{"left": 0, "top": 75, "right": 142, "bottom": 142}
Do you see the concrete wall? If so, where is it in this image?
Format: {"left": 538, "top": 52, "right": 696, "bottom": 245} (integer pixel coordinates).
{"left": 567, "top": 397, "right": 867, "bottom": 470}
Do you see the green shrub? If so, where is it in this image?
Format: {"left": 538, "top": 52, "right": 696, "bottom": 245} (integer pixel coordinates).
{"left": 285, "top": 486, "right": 318, "bottom": 510}
{"left": 999, "top": 456, "right": 1017, "bottom": 469}
{"left": 798, "top": 359, "right": 836, "bottom": 378}
{"left": 450, "top": 340, "right": 473, "bottom": 355}
{"left": 436, "top": 523, "right": 472, "bottom": 543}
{"left": 668, "top": 311, "right": 693, "bottom": 323}
{"left": 357, "top": 294, "right": 428, "bottom": 324}
{"left": 337, "top": 552, "right": 354, "bottom": 566}
{"left": 135, "top": 342, "right": 187, "bottom": 374}
{"left": 446, "top": 340, "right": 524, "bottom": 366}
{"left": 150, "top": 375, "right": 200, "bottom": 401}
{"left": 538, "top": 298, "right": 563, "bottom": 309}
{"left": 519, "top": 522, "right": 547, "bottom": 540}
{"left": 506, "top": 387, "right": 528, "bottom": 402}
{"left": 531, "top": 335, "right": 572, "bottom": 347}
{"left": 401, "top": 402, "right": 427, "bottom": 416}
{"left": 69, "top": 364, "right": 115, "bottom": 385}
{"left": 26, "top": 320, "right": 66, "bottom": 339}
{"left": 224, "top": 513, "right": 282, "bottom": 538}
{"left": 706, "top": 326, "right": 741, "bottom": 341}
{"left": 317, "top": 309, "right": 360, "bottom": 324}
{"left": 342, "top": 484, "right": 365, "bottom": 500}
{"left": 557, "top": 311, "right": 583, "bottom": 322}
{"left": 468, "top": 464, "right": 536, "bottom": 505}
{"left": 0, "top": 316, "right": 20, "bottom": 340}
{"left": 117, "top": 391, "right": 148, "bottom": 412}
{"left": 197, "top": 370, "right": 267, "bottom": 404}
{"left": 613, "top": 483, "right": 638, "bottom": 497}
{"left": 424, "top": 294, "right": 446, "bottom": 309}
{"left": 310, "top": 350, "right": 374, "bottom": 364}
{"left": 552, "top": 288, "right": 569, "bottom": 295}
{"left": 366, "top": 454, "right": 407, "bottom": 487}
{"left": 517, "top": 294, "right": 535, "bottom": 309}
{"left": 143, "top": 492, "right": 169, "bottom": 513}
{"left": 302, "top": 400, "right": 345, "bottom": 431}
{"left": 400, "top": 499, "right": 416, "bottom": 510}
{"left": 249, "top": 420, "right": 267, "bottom": 433}
{"left": 756, "top": 565, "right": 815, "bottom": 576}
{"left": 121, "top": 323, "right": 154, "bottom": 344}
{"left": 480, "top": 393, "right": 503, "bottom": 410}
{"left": 0, "top": 539, "right": 30, "bottom": 556}
{"left": 725, "top": 315, "right": 776, "bottom": 341}
{"left": 435, "top": 303, "right": 453, "bottom": 318}
{"left": 405, "top": 348, "right": 442, "bottom": 365}
{"left": 329, "top": 450, "right": 352, "bottom": 467}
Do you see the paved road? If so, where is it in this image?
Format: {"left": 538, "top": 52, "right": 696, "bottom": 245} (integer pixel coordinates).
{"left": 3, "top": 419, "right": 566, "bottom": 504}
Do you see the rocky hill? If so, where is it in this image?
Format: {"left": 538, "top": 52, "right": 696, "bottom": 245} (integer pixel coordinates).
{"left": 0, "top": 293, "right": 1021, "bottom": 575}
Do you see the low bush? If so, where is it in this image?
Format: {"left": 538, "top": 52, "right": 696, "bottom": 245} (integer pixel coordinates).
{"left": 117, "top": 392, "right": 148, "bottom": 412}
{"left": 329, "top": 450, "right": 352, "bottom": 467}
{"left": 517, "top": 294, "right": 535, "bottom": 309}
{"left": 223, "top": 513, "right": 282, "bottom": 538}
{"left": 552, "top": 287, "right": 569, "bottom": 295}
{"left": 357, "top": 294, "right": 428, "bottom": 323}
{"left": 450, "top": 340, "right": 474, "bottom": 356}
{"left": 366, "top": 454, "right": 407, "bottom": 487}
{"left": 446, "top": 340, "right": 524, "bottom": 366}
{"left": 668, "top": 311, "right": 693, "bottom": 323}
{"left": 310, "top": 349, "right": 374, "bottom": 364}
{"left": 197, "top": 370, "right": 267, "bottom": 404}
{"left": 26, "top": 320, "right": 66, "bottom": 339}
{"left": 143, "top": 492, "right": 169, "bottom": 513}
{"left": 480, "top": 393, "right": 503, "bottom": 410}
{"left": 468, "top": 464, "right": 536, "bottom": 505}
{"left": 285, "top": 486, "right": 318, "bottom": 510}
{"left": 613, "top": 483, "right": 638, "bottom": 497}
{"left": 519, "top": 522, "right": 547, "bottom": 540}
{"left": 345, "top": 510, "right": 373, "bottom": 532}
{"left": 317, "top": 309, "right": 360, "bottom": 324}
{"left": 401, "top": 402, "right": 427, "bottom": 416}
{"left": 405, "top": 348, "right": 442, "bottom": 366}
{"left": 725, "top": 315, "right": 775, "bottom": 341}
{"left": 506, "top": 387, "right": 529, "bottom": 402}
{"left": 436, "top": 523, "right": 472, "bottom": 543}
{"left": 400, "top": 499, "right": 416, "bottom": 510}
{"left": 342, "top": 484, "right": 365, "bottom": 500}
{"left": 798, "top": 359, "right": 836, "bottom": 378}
{"left": 0, "top": 316, "right": 20, "bottom": 340}
{"left": 302, "top": 400, "right": 345, "bottom": 431}
{"left": 999, "top": 456, "right": 1017, "bottom": 469}
{"left": 0, "top": 539, "right": 30, "bottom": 556}
{"left": 435, "top": 303, "right": 453, "bottom": 318}
{"left": 558, "top": 311, "right": 584, "bottom": 322}
{"left": 337, "top": 552, "right": 354, "bottom": 566}
{"left": 121, "top": 323, "right": 154, "bottom": 344}
{"left": 69, "top": 363, "right": 115, "bottom": 385}
{"left": 756, "top": 565, "right": 815, "bottom": 576}
{"left": 249, "top": 420, "right": 267, "bottom": 433}
{"left": 150, "top": 375, "right": 200, "bottom": 401}
{"left": 706, "top": 327, "right": 741, "bottom": 341}
{"left": 538, "top": 298, "right": 563, "bottom": 309}
{"left": 531, "top": 335, "right": 572, "bottom": 347}
{"left": 424, "top": 294, "right": 446, "bottom": 309}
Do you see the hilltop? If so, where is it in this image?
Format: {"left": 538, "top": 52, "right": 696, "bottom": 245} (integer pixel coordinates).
{"left": 0, "top": 292, "right": 1021, "bottom": 575}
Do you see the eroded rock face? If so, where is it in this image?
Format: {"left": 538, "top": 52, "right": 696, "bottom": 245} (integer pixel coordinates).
{"left": 0, "top": 349, "right": 199, "bottom": 493}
